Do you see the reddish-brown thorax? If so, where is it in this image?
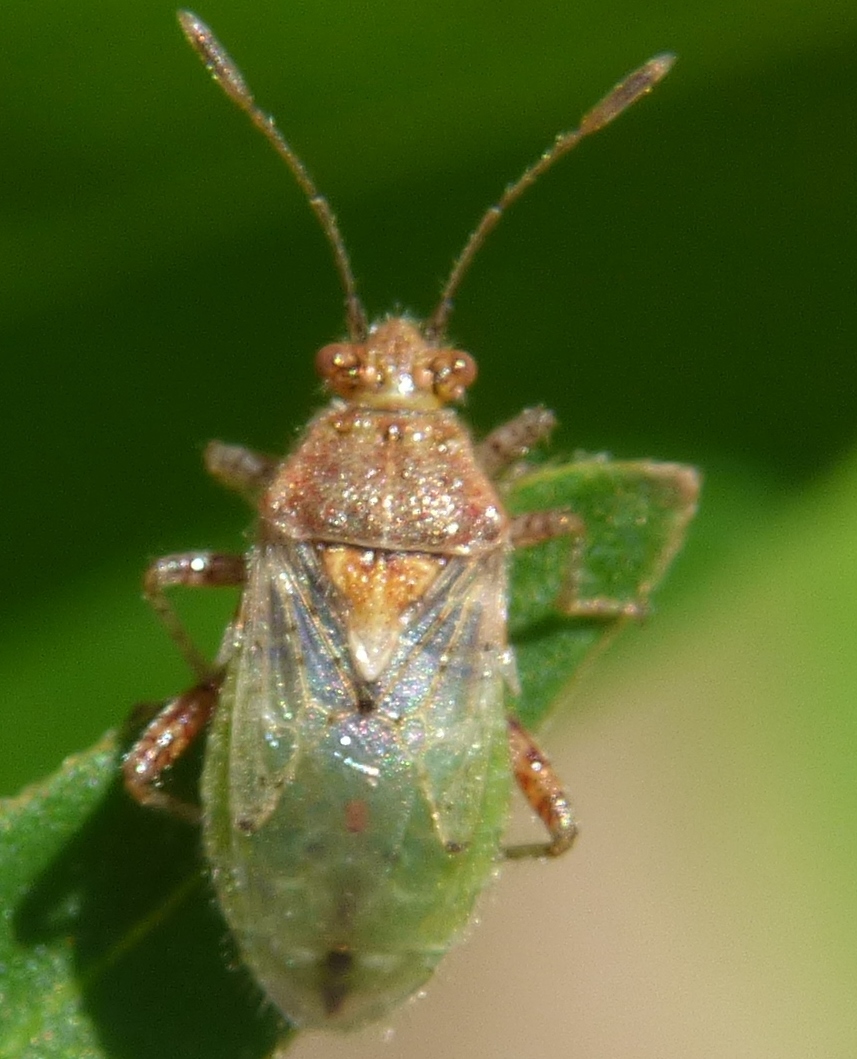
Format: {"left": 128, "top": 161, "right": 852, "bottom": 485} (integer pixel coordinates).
{"left": 258, "top": 317, "right": 508, "bottom": 682}
{"left": 261, "top": 317, "right": 506, "bottom": 556}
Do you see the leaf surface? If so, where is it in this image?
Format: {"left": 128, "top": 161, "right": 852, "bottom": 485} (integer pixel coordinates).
{"left": 507, "top": 457, "right": 699, "bottom": 728}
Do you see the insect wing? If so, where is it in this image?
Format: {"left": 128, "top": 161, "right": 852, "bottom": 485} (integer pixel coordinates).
{"left": 371, "top": 550, "right": 511, "bottom": 851}
{"left": 223, "top": 541, "right": 355, "bottom": 832}
{"left": 222, "top": 540, "right": 511, "bottom": 848}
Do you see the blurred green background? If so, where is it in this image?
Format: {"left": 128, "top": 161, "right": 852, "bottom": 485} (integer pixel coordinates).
{"left": 1, "top": 0, "right": 855, "bottom": 1055}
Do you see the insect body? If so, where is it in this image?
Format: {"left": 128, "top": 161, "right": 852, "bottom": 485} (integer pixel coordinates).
{"left": 123, "top": 11, "right": 687, "bottom": 1033}
{"left": 206, "top": 318, "right": 519, "bottom": 1027}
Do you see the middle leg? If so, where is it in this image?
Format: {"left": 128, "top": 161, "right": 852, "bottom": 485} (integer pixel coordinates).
{"left": 143, "top": 551, "right": 246, "bottom": 679}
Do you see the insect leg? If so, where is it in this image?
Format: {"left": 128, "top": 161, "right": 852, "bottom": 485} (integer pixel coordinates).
{"left": 144, "top": 551, "right": 246, "bottom": 679}
{"left": 504, "top": 716, "right": 578, "bottom": 859}
{"left": 477, "top": 406, "right": 556, "bottom": 477}
{"left": 509, "top": 507, "right": 583, "bottom": 547}
{"left": 510, "top": 509, "right": 648, "bottom": 619}
{"left": 205, "top": 440, "right": 277, "bottom": 502}
{"left": 123, "top": 679, "right": 220, "bottom": 821}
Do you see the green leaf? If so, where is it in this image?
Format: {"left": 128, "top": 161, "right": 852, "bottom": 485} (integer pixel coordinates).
{"left": 0, "top": 736, "right": 284, "bottom": 1059}
{"left": 508, "top": 457, "right": 699, "bottom": 729}
{"left": 0, "top": 736, "right": 116, "bottom": 1058}
{"left": 0, "top": 452, "right": 697, "bottom": 1058}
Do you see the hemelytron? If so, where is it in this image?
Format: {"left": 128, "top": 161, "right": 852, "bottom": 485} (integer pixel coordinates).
{"left": 123, "top": 10, "right": 683, "bottom": 1032}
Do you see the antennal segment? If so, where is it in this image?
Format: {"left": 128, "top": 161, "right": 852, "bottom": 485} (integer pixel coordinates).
{"left": 178, "top": 10, "right": 369, "bottom": 341}
{"left": 426, "top": 53, "right": 675, "bottom": 340}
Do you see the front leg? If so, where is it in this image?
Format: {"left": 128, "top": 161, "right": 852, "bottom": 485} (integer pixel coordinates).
{"left": 205, "top": 440, "right": 277, "bottom": 503}
{"left": 477, "top": 406, "right": 556, "bottom": 477}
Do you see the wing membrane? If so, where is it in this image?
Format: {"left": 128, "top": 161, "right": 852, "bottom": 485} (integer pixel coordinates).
{"left": 224, "top": 541, "right": 511, "bottom": 844}
{"left": 374, "top": 552, "right": 511, "bottom": 848}
{"left": 225, "top": 542, "right": 354, "bottom": 830}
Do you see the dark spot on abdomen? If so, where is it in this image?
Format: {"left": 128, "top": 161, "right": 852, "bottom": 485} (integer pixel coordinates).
{"left": 321, "top": 946, "right": 355, "bottom": 1015}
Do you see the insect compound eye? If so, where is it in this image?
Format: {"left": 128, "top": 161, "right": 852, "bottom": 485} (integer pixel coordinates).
{"left": 316, "top": 342, "right": 359, "bottom": 384}
{"left": 316, "top": 342, "right": 378, "bottom": 397}
{"left": 430, "top": 350, "right": 478, "bottom": 402}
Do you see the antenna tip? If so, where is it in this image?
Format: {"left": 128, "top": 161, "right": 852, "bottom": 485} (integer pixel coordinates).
{"left": 647, "top": 52, "right": 678, "bottom": 83}
{"left": 177, "top": 8, "right": 254, "bottom": 109}
{"left": 579, "top": 51, "right": 677, "bottom": 136}
{"left": 177, "top": 9, "right": 202, "bottom": 37}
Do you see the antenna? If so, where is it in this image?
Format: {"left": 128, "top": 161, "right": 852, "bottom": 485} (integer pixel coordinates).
{"left": 425, "top": 53, "right": 676, "bottom": 340}
{"left": 177, "top": 10, "right": 369, "bottom": 342}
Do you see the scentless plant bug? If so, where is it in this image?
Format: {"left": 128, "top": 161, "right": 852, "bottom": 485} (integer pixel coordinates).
{"left": 123, "top": 9, "right": 698, "bottom": 1034}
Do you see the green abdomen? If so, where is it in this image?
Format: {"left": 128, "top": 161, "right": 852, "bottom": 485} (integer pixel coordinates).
{"left": 202, "top": 701, "right": 511, "bottom": 1031}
